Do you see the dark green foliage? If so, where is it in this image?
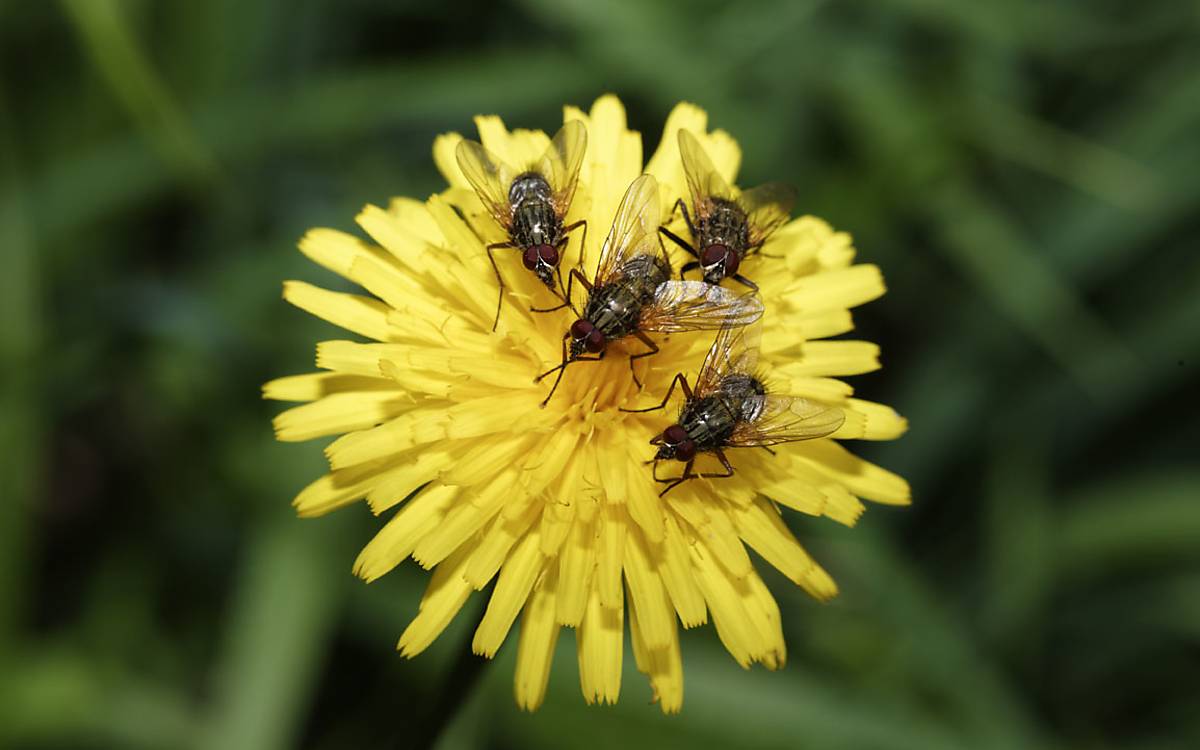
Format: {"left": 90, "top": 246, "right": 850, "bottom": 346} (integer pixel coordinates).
{"left": 1, "top": 1, "right": 1197, "bottom": 747}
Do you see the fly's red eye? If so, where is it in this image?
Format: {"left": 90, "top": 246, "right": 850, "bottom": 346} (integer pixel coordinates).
{"left": 663, "top": 425, "right": 688, "bottom": 445}
{"left": 723, "top": 249, "right": 740, "bottom": 275}
{"left": 570, "top": 320, "right": 594, "bottom": 339}
{"left": 702, "top": 244, "right": 729, "bottom": 266}
{"left": 585, "top": 329, "right": 606, "bottom": 353}
{"left": 522, "top": 247, "right": 540, "bottom": 270}
{"left": 675, "top": 440, "right": 696, "bottom": 462}
{"left": 536, "top": 244, "right": 559, "bottom": 267}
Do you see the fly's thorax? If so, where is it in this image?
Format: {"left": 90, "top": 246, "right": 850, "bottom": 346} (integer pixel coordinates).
{"left": 679, "top": 394, "right": 740, "bottom": 451}
{"left": 511, "top": 197, "right": 561, "bottom": 249}
{"left": 509, "top": 172, "right": 553, "bottom": 208}
{"left": 697, "top": 198, "right": 751, "bottom": 254}
{"left": 583, "top": 254, "right": 670, "bottom": 342}
{"left": 583, "top": 283, "right": 640, "bottom": 343}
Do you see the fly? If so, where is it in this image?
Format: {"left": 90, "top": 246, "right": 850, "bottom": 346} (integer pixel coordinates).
{"left": 535, "top": 174, "right": 764, "bottom": 407}
{"left": 660, "top": 129, "right": 795, "bottom": 291}
{"left": 456, "top": 120, "right": 588, "bottom": 330}
{"left": 624, "top": 320, "right": 844, "bottom": 496}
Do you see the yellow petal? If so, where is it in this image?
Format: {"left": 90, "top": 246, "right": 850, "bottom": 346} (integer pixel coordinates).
{"left": 365, "top": 445, "right": 457, "bottom": 514}
{"left": 773, "top": 216, "right": 856, "bottom": 274}
{"left": 653, "top": 514, "right": 705, "bottom": 628}
{"left": 292, "top": 463, "right": 392, "bottom": 518}
{"left": 767, "top": 308, "right": 855, "bottom": 343}
{"left": 793, "top": 440, "right": 912, "bottom": 505}
{"left": 833, "top": 398, "right": 909, "bottom": 441}
{"left": 356, "top": 204, "right": 440, "bottom": 274}
{"left": 775, "top": 341, "right": 881, "bottom": 378}
{"left": 473, "top": 530, "right": 544, "bottom": 657}
{"left": 668, "top": 493, "right": 752, "bottom": 579}
{"left": 514, "top": 564, "right": 560, "bottom": 711}
{"left": 412, "top": 469, "right": 523, "bottom": 568}
{"left": 756, "top": 451, "right": 865, "bottom": 526}
{"left": 732, "top": 498, "right": 838, "bottom": 601}
{"left": 596, "top": 501, "right": 626, "bottom": 609}
{"left": 298, "top": 227, "right": 402, "bottom": 282}
{"left": 623, "top": 530, "right": 674, "bottom": 650}
{"left": 325, "top": 394, "right": 538, "bottom": 470}
{"left": 396, "top": 539, "right": 475, "bottom": 657}
{"left": 779, "top": 264, "right": 886, "bottom": 313}
{"left": 464, "top": 496, "right": 539, "bottom": 589}
{"left": 354, "top": 484, "right": 458, "bottom": 581}
{"left": 577, "top": 584, "right": 623, "bottom": 705}
{"left": 687, "top": 538, "right": 755, "bottom": 668}
{"left": 282, "top": 281, "right": 397, "bottom": 342}
{"left": 740, "top": 570, "right": 787, "bottom": 669}
{"left": 763, "top": 376, "right": 854, "bottom": 404}
{"left": 272, "top": 391, "right": 409, "bottom": 442}
{"left": 262, "top": 372, "right": 396, "bottom": 402}
{"left": 624, "top": 445, "right": 665, "bottom": 541}
{"left": 646, "top": 101, "right": 709, "bottom": 203}
{"left": 628, "top": 581, "right": 683, "bottom": 714}
{"left": 432, "top": 132, "right": 466, "bottom": 188}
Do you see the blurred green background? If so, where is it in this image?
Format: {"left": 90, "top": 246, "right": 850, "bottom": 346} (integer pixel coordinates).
{"left": 3, "top": 1, "right": 1198, "bottom": 748}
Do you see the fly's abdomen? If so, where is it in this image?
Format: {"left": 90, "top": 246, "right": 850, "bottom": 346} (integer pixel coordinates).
{"left": 700, "top": 200, "right": 751, "bottom": 252}
{"left": 588, "top": 285, "right": 642, "bottom": 341}
{"left": 588, "top": 254, "right": 670, "bottom": 341}
{"left": 680, "top": 396, "right": 740, "bottom": 451}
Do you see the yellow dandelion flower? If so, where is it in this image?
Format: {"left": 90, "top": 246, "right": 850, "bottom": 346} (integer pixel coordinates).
{"left": 265, "top": 95, "right": 909, "bottom": 714}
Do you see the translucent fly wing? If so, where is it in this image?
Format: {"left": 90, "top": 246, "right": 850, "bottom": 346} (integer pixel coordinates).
{"left": 455, "top": 139, "right": 519, "bottom": 230}
{"left": 538, "top": 119, "right": 587, "bottom": 217}
{"left": 694, "top": 320, "right": 763, "bottom": 398}
{"left": 678, "top": 129, "right": 735, "bottom": 216}
{"left": 740, "top": 181, "right": 796, "bottom": 247}
{"left": 594, "top": 174, "right": 662, "bottom": 285}
{"left": 728, "top": 396, "right": 844, "bottom": 447}
{"left": 639, "top": 280, "right": 763, "bottom": 333}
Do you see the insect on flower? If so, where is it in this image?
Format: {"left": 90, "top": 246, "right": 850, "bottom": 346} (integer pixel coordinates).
{"left": 626, "top": 320, "right": 845, "bottom": 496}
{"left": 536, "top": 174, "right": 764, "bottom": 406}
{"left": 456, "top": 120, "right": 588, "bottom": 329}
{"left": 660, "top": 129, "right": 796, "bottom": 291}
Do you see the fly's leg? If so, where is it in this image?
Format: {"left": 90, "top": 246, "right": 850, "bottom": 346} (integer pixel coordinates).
{"left": 729, "top": 273, "right": 759, "bottom": 292}
{"left": 674, "top": 198, "right": 698, "bottom": 238}
{"left": 540, "top": 352, "right": 604, "bottom": 407}
{"left": 658, "top": 449, "right": 735, "bottom": 497}
{"left": 563, "top": 267, "right": 591, "bottom": 315}
{"left": 651, "top": 459, "right": 669, "bottom": 481}
{"left": 536, "top": 331, "right": 605, "bottom": 408}
{"left": 554, "top": 265, "right": 567, "bottom": 302}
{"left": 621, "top": 372, "right": 691, "bottom": 413}
{"left": 486, "top": 242, "right": 518, "bottom": 331}
{"left": 696, "top": 448, "right": 737, "bottom": 480}
{"left": 531, "top": 299, "right": 570, "bottom": 314}
{"left": 680, "top": 260, "right": 700, "bottom": 280}
{"left": 569, "top": 267, "right": 593, "bottom": 293}
{"left": 657, "top": 458, "right": 695, "bottom": 497}
{"left": 561, "top": 219, "right": 588, "bottom": 269}
{"left": 759, "top": 445, "right": 777, "bottom": 456}
{"left": 536, "top": 333, "right": 571, "bottom": 407}
{"left": 626, "top": 331, "right": 659, "bottom": 389}
{"left": 660, "top": 226, "right": 697, "bottom": 259}
{"left": 533, "top": 267, "right": 590, "bottom": 314}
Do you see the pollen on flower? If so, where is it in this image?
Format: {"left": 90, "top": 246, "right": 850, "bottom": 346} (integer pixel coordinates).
{"left": 266, "top": 94, "right": 909, "bottom": 714}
